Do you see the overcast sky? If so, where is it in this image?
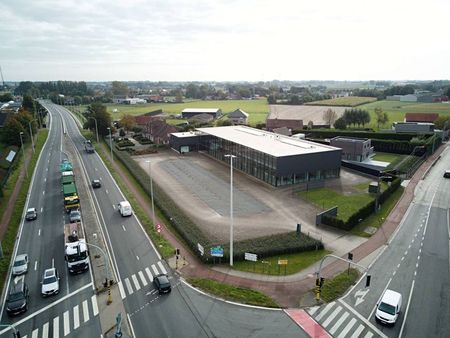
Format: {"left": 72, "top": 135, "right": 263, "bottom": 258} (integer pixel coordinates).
{"left": 1, "top": 0, "right": 449, "bottom": 82}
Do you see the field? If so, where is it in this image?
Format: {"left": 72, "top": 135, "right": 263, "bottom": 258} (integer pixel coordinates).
{"left": 105, "top": 99, "right": 269, "bottom": 126}
{"left": 306, "top": 97, "right": 377, "bottom": 107}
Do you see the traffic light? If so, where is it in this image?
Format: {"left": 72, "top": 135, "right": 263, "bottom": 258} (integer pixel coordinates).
{"left": 348, "top": 252, "right": 353, "bottom": 261}
{"left": 320, "top": 277, "right": 325, "bottom": 288}
{"left": 316, "top": 278, "right": 320, "bottom": 287}
{"left": 365, "top": 275, "right": 371, "bottom": 287}
{"left": 175, "top": 248, "right": 180, "bottom": 255}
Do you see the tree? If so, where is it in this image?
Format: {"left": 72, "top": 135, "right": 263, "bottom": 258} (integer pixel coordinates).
{"left": 111, "top": 81, "right": 129, "bottom": 96}
{"left": 375, "top": 107, "right": 389, "bottom": 129}
{"left": 323, "top": 108, "right": 337, "bottom": 126}
{"left": 83, "top": 102, "right": 112, "bottom": 136}
{"left": 267, "top": 95, "right": 277, "bottom": 104}
{"left": 434, "top": 116, "right": 450, "bottom": 130}
{"left": 334, "top": 117, "right": 347, "bottom": 129}
{"left": 0, "top": 92, "right": 13, "bottom": 102}
{"left": 0, "top": 115, "right": 26, "bottom": 146}
{"left": 120, "top": 114, "right": 136, "bottom": 132}
{"left": 22, "top": 94, "right": 35, "bottom": 112}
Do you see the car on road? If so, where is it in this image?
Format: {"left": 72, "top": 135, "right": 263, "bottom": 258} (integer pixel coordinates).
{"left": 118, "top": 200, "right": 132, "bottom": 217}
{"left": 25, "top": 207, "right": 37, "bottom": 221}
{"left": 6, "top": 281, "right": 29, "bottom": 316}
{"left": 375, "top": 289, "right": 402, "bottom": 325}
{"left": 444, "top": 170, "right": 450, "bottom": 178}
{"left": 153, "top": 274, "right": 171, "bottom": 294}
{"left": 12, "top": 254, "right": 29, "bottom": 276}
{"left": 92, "top": 179, "right": 101, "bottom": 188}
{"left": 41, "top": 268, "right": 60, "bottom": 297}
{"left": 69, "top": 209, "right": 81, "bottom": 223}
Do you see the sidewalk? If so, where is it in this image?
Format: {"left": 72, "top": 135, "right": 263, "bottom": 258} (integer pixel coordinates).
{"left": 107, "top": 143, "right": 447, "bottom": 308}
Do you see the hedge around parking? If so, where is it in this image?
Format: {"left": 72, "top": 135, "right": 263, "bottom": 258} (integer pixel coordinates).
{"left": 111, "top": 147, "right": 324, "bottom": 262}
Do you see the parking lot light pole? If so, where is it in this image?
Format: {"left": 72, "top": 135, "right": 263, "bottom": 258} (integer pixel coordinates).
{"left": 145, "top": 160, "right": 156, "bottom": 227}
{"left": 107, "top": 127, "right": 113, "bottom": 162}
{"left": 19, "top": 131, "right": 28, "bottom": 178}
{"left": 224, "top": 154, "right": 236, "bottom": 267}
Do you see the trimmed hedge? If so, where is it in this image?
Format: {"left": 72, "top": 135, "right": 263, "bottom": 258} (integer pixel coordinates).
{"left": 322, "top": 177, "right": 401, "bottom": 231}
{"left": 111, "top": 147, "right": 324, "bottom": 262}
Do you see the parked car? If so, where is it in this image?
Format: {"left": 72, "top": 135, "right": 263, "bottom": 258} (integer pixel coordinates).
{"left": 375, "top": 289, "right": 402, "bottom": 325}
{"left": 12, "top": 254, "right": 29, "bottom": 276}
{"left": 153, "top": 274, "right": 171, "bottom": 294}
{"left": 91, "top": 179, "right": 101, "bottom": 188}
{"left": 41, "top": 268, "right": 60, "bottom": 297}
{"left": 69, "top": 209, "right": 81, "bottom": 223}
{"left": 444, "top": 170, "right": 450, "bottom": 178}
{"left": 25, "top": 207, "right": 37, "bottom": 221}
{"left": 6, "top": 281, "right": 29, "bottom": 316}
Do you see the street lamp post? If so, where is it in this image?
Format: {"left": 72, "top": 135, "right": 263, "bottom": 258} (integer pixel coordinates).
{"left": 28, "top": 119, "right": 38, "bottom": 154}
{"left": 88, "top": 116, "right": 99, "bottom": 143}
{"left": 107, "top": 127, "right": 113, "bottom": 162}
{"left": 19, "top": 131, "right": 28, "bottom": 178}
{"left": 145, "top": 160, "right": 156, "bottom": 227}
{"left": 224, "top": 154, "right": 236, "bottom": 266}
{"left": 86, "top": 243, "right": 114, "bottom": 305}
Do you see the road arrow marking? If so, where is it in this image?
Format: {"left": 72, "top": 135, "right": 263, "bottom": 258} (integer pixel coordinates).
{"left": 354, "top": 289, "right": 370, "bottom": 306}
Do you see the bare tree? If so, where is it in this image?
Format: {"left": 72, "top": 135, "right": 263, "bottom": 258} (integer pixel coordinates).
{"left": 323, "top": 108, "right": 337, "bottom": 126}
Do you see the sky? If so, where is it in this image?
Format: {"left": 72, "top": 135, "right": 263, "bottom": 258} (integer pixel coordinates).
{"left": 1, "top": 0, "right": 450, "bottom": 82}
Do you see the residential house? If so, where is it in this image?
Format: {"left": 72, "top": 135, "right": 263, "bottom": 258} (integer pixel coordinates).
{"left": 404, "top": 113, "right": 439, "bottom": 123}
{"left": 143, "top": 119, "right": 178, "bottom": 144}
{"left": 228, "top": 108, "right": 249, "bottom": 125}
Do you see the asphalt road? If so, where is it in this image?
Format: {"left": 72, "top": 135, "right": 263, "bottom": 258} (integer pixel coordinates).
{"left": 50, "top": 103, "right": 308, "bottom": 338}
{"left": 0, "top": 106, "right": 101, "bottom": 337}
{"left": 308, "top": 144, "right": 450, "bottom": 338}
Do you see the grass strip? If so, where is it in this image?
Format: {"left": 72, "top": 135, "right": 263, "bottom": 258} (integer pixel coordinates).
{"left": 319, "top": 268, "right": 360, "bottom": 302}
{"left": 188, "top": 277, "right": 279, "bottom": 308}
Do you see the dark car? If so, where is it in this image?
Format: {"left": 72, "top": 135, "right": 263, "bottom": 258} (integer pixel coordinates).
{"left": 69, "top": 210, "right": 81, "bottom": 223}
{"left": 153, "top": 274, "right": 171, "bottom": 294}
{"left": 6, "top": 281, "right": 29, "bottom": 316}
{"left": 91, "top": 179, "right": 101, "bottom": 188}
{"left": 25, "top": 208, "right": 37, "bottom": 221}
{"left": 444, "top": 171, "right": 450, "bottom": 178}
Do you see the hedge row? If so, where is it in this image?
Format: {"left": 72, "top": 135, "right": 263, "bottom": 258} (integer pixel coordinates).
{"left": 322, "top": 177, "right": 402, "bottom": 231}
{"left": 112, "top": 147, "right": 324, "bottom": 262}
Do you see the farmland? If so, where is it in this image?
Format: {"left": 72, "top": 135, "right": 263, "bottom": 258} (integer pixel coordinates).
{"left": 306, "top": 96, "right": 377, "bottom": 107}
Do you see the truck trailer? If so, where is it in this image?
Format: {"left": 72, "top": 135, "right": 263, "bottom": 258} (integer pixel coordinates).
{"left": 64, "top": 222, "right": 89, "bottom": 274}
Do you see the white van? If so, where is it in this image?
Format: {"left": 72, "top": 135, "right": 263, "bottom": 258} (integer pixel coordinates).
{"left": 375, "top": 289, "right": 402, "bottom": 325}
{"left": 118, "top": 201, "right": 132, "bottom": 217}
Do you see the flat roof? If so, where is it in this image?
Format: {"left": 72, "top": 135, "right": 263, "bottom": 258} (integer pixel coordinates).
{"left": 171, "top": 131, "right": 206, "bottom": 138}
{"left": 196, "top": 126, "right": 340, "bottom": 157}
{"left": 182, "top": 108, "right": 220, "bottom": 113}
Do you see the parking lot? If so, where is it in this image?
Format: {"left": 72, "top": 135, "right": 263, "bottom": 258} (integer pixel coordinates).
{"left": 134, "top": 150, "right": 368, "bottom": 254}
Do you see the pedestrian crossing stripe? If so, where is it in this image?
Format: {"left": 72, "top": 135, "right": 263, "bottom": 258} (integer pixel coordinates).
{"left": 120, "top": 261, "right": 168, "bottom": 298}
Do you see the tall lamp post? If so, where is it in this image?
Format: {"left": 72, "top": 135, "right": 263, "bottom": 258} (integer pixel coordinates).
{"left": 86, "top": 243, "right": 113, "bottom": 305}
{"left": 145, "top": 160, "right": 156, "bottom": 227}
{"left": 19, "top": 131, "right": 28, "bottom": 178}
{"left": 224, "top": 154, "right": 236, "bottom": 266}
{"left": 88, "top": 116, "right": 99, "bottom": 143}
{"left": 107, "top": 127, "right": 113, "bottom": 162}
{"left": 28, "top": 119, "right": 38, "bottom": 154}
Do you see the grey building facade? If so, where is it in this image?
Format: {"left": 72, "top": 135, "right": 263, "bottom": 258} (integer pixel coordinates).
{"left": 330, "top": 137, "right": 373, "bottom": 162}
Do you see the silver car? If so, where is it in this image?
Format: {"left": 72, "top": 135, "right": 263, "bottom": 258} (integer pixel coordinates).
{"left": 41, "top": 268, "right": 60, "bottom": 297}
{"left": 12, "top": 254, "right": 29, "bottom": 276}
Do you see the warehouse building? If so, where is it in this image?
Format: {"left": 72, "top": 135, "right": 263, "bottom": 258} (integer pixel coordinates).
{"left": 181, "top": 108, "right": 222, "bottom": 119}
{"left": 170, "top": 126, "right": 341, "bottom": 187}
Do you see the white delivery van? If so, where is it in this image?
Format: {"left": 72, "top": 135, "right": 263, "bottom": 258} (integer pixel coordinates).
{"left": 375, "top": 289, "right": 402, "bottom": 325}
{"left": 118, "top": 201, "right": 132, "bottom": 217}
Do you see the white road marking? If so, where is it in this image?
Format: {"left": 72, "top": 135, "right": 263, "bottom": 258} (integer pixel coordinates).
{"left": 322, "top": 306, "right": 342, "bottom": 327}
{"left": 364, "top": 332, "right": 374, "bottom": 338}
{"left": 138, "top": 271, "right": 148, "bottom": 286}
{"left": 124, "top": 278, "right": 134, "bottom": 295}
{"left": 136, "top": 256, "right": 139, "bottom": 261}
{"left": 118, "top": 281, "right": 126, "bottom": 299}
{"left": 32, "top": 328, "right": 39, "bottom": 338}
{"left": 330, "top": 311, "right": 349, "bottom": 335}
{"left": 112, "top": 204, "right": 116, "bottom": 210}
{"left": 41, "top": 207, "right": 43, "bottom": 212}
{"left": 308, "top": 306, "right": 319, "bottom": 315}
{"left": 34, "top": 261, "right": 37, "bottom": 271}
{"left": 151, "top": 264, "right": 159, "bottom": 276}
{"left": 315, "top": 302, "right": 335, "bottom": 321}
{"left": 63, "top": 311, "right": 70, "bottom": 336}
{"left": 44, "top": 178, "right": 47, "bottom": 182}
{"left": 157, "top": 261, "right": 167, "bottom": 274}
{"left": 122, "top": 225, "right": 126, "bottom": 232}
{"left": 145, "top": 267, "right": 154, "bottom": 282}
{"left": 95, "top": 168, "right": 98, "bottom": 171}
{"left": 53, "top": 316, "right": 59, "bottom": 338}
{"left": 350, "top": 325, "right": 365, "bottom": 338}
{"left": 38, "top": 229, "right": 41, "bottom": 236}
{"left": 91, "top": 295, "right": 99, "bottom": 316}
{"left": 43, "top": 191, "right": 45, "bottom": 195}
{"left": 52, "top": 258, "right": 54, "bottom": 268}
{"left": 73, "top": 305, "right": 80, "bottom": 330}
{"left": 337, "top": 318, "right": 357, "bottom": 338}
{"left": 42, "top": 322, "right": 49, "bottom": 338}
{"left": 82, "top": 300, "right": 89, "bottom": 323}
{"left": 131, "top": 274, "right": 141, "bottom": 291}
{"left": 106, "top": 189, "right": 109, "bottom": 194}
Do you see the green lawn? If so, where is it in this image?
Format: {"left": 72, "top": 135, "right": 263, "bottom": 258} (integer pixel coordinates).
{"left": 319, "top": 268, "right": 360, "bottom": 302}
{"left": 230, "top": 249, "right": 330, "bottom": 276}
{"left": 298, "top": 188, "right": 374, "bottom": 222}
{"left": 188, "top": 278, "right": 279, "bottom": 308}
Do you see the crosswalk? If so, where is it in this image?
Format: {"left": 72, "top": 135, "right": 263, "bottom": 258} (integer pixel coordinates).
{"left": 118, "top": 261, "right": 168, "bottom": 300}
{"left": 20, "top": 295, "right": 98, "bottom": 338}
{"left": 307, "top": 300, "right": 387, "bottom": 338}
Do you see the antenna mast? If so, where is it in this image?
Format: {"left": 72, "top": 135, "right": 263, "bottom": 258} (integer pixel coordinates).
{"left": 0, "top": 65, "right": 5, "bottom": 87}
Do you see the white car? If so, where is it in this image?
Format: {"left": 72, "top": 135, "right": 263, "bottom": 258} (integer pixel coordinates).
{"left": 12, "top": 254, "right": 29, "bottom": 276}
{"left": 41, "top": 268, "right": 60, "bottom": 297}
{"left": 118, "top": 201, "right": 132, "bottom": 217}
{"left": 375, "top": 289, "right": 402, "bottom": 325}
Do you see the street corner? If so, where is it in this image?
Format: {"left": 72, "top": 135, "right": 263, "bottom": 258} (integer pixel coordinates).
{"left": 284, "top": 308, "right": 331, "bottom": 338}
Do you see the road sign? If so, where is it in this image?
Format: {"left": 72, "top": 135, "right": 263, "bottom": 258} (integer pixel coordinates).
{"left": 278, "top": 259, "right": 288, "bottom": 265}
{"left": 245, "top": 252, "right": 257, "bottom": 262}
{"left": 210, "top": 246, "right": 224, "bottom": 257}
{"left": 156, "top": 224, "right": 161, "bottom": 233}
{"left": 197, "top": 243, "right": 204, "bottom": 256}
